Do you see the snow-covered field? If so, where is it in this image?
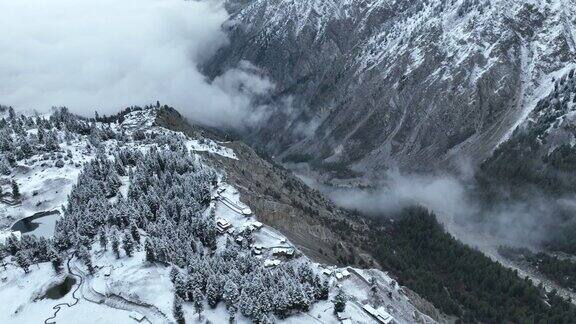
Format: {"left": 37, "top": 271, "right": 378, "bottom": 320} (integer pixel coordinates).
{"left": 0, "top": 136, "right": 91, "bottom": 229}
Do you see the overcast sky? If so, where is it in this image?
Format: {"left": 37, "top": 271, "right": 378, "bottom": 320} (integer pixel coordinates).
{"left": 0, "top": 0, "right": 271, "bottom": 128}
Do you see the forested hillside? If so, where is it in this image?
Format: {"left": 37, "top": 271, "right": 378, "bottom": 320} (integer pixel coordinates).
{"left": 367, "top": 207, "right": 576, "bottom": 323}
{"left": 0, "top": 106, "right": 331, "bottom": 322}
{"left": 1, "top": 106, "right": 438, "bottom": 323}
{"left": 479, "top": 68, "right": 576, "bottom": 198}
{"left": 477, "top": 68, "right": 576, "bottom": 254}
{"left": 209, "top": 0, "right": 576, "bottom": 178}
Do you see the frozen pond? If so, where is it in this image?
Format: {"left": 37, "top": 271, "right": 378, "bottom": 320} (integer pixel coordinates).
{"left": 11, "top": 210, "right": 60, "bottom": 238}
{"left": 44, "top": 276, "right": 77, "bottom": 300}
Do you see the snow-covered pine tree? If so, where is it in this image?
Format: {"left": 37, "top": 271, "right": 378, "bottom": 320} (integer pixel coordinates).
{"left": 111, "top": 234, "right": 120, "bottom": 259}
{"left": 369, "top": 277, "right": 382, "bottom": 306}
{"left": 239, "top": 291, "right": 254, "bottom": 318}
{"left": 206, "top": 275, "right": 222, "bottom": 308}
{"left": 175, "top": 273, "right": 188, "bottom": 300}
{"left": 332, "top": 288, "right": 347, "bottom": 314}
{"left": 114, "top": 153, "right": 126, "bottom": 176}
{"left": 298, "top": 262, "right": 314, "bottom": 284}
{"left": 130, "top": 221, "right": 141, "bottom": 244}
{"left": 272, "top": 290, "right": 289, "bottom": 318}
{"left": 15, "top": 250, "right": 31, "bottom": 274}
{"left": 99, "top": 230, "right": 108, "bottom": 251}
{"left": 173, "top": 294, "right": 185, "bottom": 324}
{"left": 8, "top": 107, "right": 15, "bottom": 120}
{"left": 145, "top": 239, "right": 156, "bottom": 263}
{"left": 44, "top": 130, "right": 60, "bottom": 151}
{"left": 170, "top": 266, "right": 179, "bottom": 283}
{"left": 192, "top": 288, "right": 204, "bottom": 319}
{"left": 49, "top": 249, "right": 64, "bottom": 274}
{"left": 319, "top": 278, "right": 330, "bottom": 300}
{"left": 37, "top": 124, "right": 45, "bottom": 143}
{"left": 78, "top": 246, "right": 95, "bottom": 274}
{"left": 122, "top": 232, "right": 134, "bottom": 257}
{"left": 223, "top": 280, "right": 240, "bottom": 320}
{"left": 0, "top": 156, "right": 11, "bottom": 175}
{"left": 11, "top": 180, "right": 20, "bottom": 199}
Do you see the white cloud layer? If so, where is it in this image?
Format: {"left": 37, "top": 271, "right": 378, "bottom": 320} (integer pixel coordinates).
{"left": 0, "top": 0, "right": 270, "bottom": 128}
{"left": 321, "top": 170, "right": 565, "bottom": 250}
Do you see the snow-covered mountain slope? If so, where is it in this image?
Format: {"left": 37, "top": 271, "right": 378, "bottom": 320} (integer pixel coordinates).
{"left": 480, "top": 68, "right": 576, "bottom": 196}
{"left": 207, "top": 0, "right": 576, "bottom": 179}
{"left": 475, "top": 67, "right": 576, "bottom": 253}
{"left": 0, "top": 106, "right": 440, "bottom": 323}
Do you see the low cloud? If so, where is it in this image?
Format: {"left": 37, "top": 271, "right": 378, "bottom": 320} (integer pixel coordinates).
{"left": 0, "top": 0, "right": 272, "bottom": 129}
{"left": 327, "top": 171, "right": 469, "bottom": 218}
{"left": 207, "top": 61, "right": 275, "bottom": 128}
{"left": 306, "top": 169, "right": 574, "bottom": 251}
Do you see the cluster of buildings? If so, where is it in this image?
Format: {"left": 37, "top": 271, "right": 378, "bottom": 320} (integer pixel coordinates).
{"left": 215, "top": 216, "right": 296, "bottom": 269}
{"left": 320, "top": 267, "right": 351, "bottom": 281}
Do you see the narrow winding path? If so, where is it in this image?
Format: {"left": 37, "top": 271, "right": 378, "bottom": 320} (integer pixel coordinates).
{"left": 44, "top": 255, "right": 170, "bottom": 324}
{"left": 44, "top": 257, "right": 82, "bottom": 324}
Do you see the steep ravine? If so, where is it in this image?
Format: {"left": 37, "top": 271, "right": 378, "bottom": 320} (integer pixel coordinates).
{"left": 207, "top": 0, "right": 576, "bottom": 180}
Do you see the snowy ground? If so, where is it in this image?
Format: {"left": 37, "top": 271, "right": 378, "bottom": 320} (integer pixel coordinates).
{"left": 0, "top": 108, "right": 237, "bottom": 236}
{"left": 0, "top": 135, "right": 92, "bottom": 230}
{"left": 0, "top": 261, "right": 134, "bottom": 324}
{"left": 0, "top": 108, "right": 434, "bottom": 323}
{"left": 187, "top": 139, "right": 237, "bottom": 160}
{"left": 0, "top": 177, "right": 431, "bottom": 323}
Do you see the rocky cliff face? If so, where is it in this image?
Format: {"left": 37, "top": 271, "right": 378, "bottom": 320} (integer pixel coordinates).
{"left": 206, "top": 0, "right": 576, "bottom": 181}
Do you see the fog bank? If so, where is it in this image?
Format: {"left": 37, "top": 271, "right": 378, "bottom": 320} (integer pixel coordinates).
{"left": 302, "top": 169, "right": 572, "bottom": 251}
{"left": 0, "top": 0, "right": 272, "bottom": 129}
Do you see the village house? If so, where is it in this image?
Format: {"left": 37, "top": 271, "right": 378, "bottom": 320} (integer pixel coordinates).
{"left": 216, "top": 218, "right": 231, "bottom": 234}
{"left": 362, "top": 304, "right": 395, "bottom": 324}
{"left": 264, "top": 259, "right": 281, "bottom": 268}
{"left": 272, "top": 247, "right": 295, "bottom": 258}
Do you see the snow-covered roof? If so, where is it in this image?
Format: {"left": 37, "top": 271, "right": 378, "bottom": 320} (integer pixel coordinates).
{"left": 264, "top": 259, "right": 281, "bottom": 267}
{"left": 362, "top": 304, "right": 394, "bottom": 324}
{"left": 129, "top": 311, "right": 146, "bottom": 322}
{"left": 272, "top": 247, "right": 295, "bottom": 256}
{"left": 336, "top": 310, "right": 350, "bottom": 320}
{"left": 216, "top": 218, "right": 231, "bottom": 228}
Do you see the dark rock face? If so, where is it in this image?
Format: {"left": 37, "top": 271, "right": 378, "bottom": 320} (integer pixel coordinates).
{"left": 206, "top": 0, "right": 576, "bottom": 180}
